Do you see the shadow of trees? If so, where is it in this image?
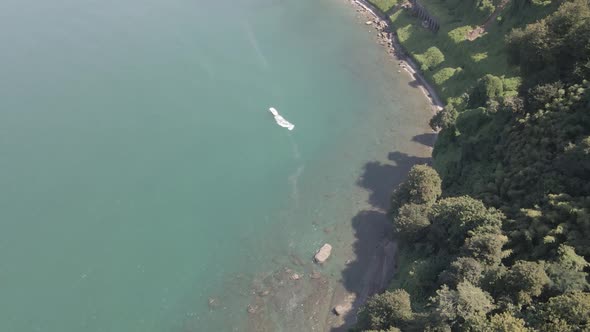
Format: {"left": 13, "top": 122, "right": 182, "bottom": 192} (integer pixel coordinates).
{"left": 331, "top": 151, "right": 431, "bottom": 331}
{"left": 412, "top": 132, "right": 437, "bottom": 148}
{"left": 385, "top": 4, "right": 403, "bottom": 17}
{"left": 357, "top": 151, "right": 432, "bottom": 211}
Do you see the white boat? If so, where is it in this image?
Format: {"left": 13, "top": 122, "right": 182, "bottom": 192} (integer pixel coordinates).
{"left": 269, "top": 107, "right": 294, "bottom": 131}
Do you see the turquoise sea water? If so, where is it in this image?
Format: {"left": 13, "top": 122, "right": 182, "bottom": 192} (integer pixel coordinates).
{"left": 0, "top": 0, "right": 433, "bottom": 330}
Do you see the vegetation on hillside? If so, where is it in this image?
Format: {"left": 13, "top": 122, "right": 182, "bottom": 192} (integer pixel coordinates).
{"left": 371, "top": 0, "right": 557, "bottom": 101}
{"left": 357, "top": 0, "right": 590, "bottom": 330}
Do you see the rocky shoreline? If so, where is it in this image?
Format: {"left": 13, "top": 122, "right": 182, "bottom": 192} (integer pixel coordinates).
{"left": 237, "top": 218, "right": 398, "bottom": 331}
{"left": 242, "top": 3, "right": 444, "bottom": 331}
{"left": 350, "top": 0, "right": 444, "bottom": 112}
{"left": 211, "top": 3, "right": 445, "bottom": 331}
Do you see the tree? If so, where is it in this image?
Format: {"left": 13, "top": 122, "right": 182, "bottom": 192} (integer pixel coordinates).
{"left": 390, "top": 165, "right": 442, "bottom": 214}
{"left": 438, "top": 257, "right": 484, "bottom": 287}
{"left": 416, "top": 47, "right": 445, "bottom": 71}
{"left": 501, "top": 261, "right": 550, "bottom": 306}
{"left": 428, "top": 196, "right": 504, "bottom": 253}
{"left": 555, "top": 244, "right": 589, "bottom": 271}
{"left": 393, "top": 203, "right": 430, "bottom": 242}
{"left": 357, "top": 289, "right": 414, "bottom": 330}
{"left": 423, "top": 323, "right": 452, "bottom": 332}
{"left": 470, "top": 74, "right": 504, "bottom": 107}
{"left": 546, "top": 244, "right": 590, "bottom": 294}
{"left": 527, "top": 81, "right": 564, "bottom": 111}
{"left": 455, "top": 281, "right": 495, "bottom": 322}
{"left": 540, "top": 291, "right": 590, "bottom": 329}
{"left": 506, "top": 0, "right": 590, "bottom": 87}
{"left": 431, "top": 285, "right": 459, "bottom": 324}
{"left": 430, "top": 106, "right": 458, "bottom": 131}
{"left": 483, "top": 312, "right": 532, "bottom": 332}
{"left": 364, "top": 328, "right": 401, "bottom": 332}
{"left": 538, "top": 319, "right": 574, "bottom": 332}
{"left": 561, "top": 136, "right": 590, "bottom": 180}
{"left": 431, "top": 282, "right": 494, "bottom": 328}
{"left": 462, "top": 230, "right": 509, "bottom": 265}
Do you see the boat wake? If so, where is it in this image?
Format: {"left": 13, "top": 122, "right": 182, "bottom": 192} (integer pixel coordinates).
{"left": 288, "top": 165, "right": 304, "bottom": 207}
{"left": 269, "top": 107, "right": 294, "bottom": 131}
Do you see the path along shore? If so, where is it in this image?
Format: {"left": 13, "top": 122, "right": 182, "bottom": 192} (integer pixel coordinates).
{"left": 320, "top": 1, "right": 445, "bottom": 329}
{"left": 324, "top": 2, "right": 444, "bottom": 329}
{"left": 350, "top": 0, "right": 444, "bottom": 112}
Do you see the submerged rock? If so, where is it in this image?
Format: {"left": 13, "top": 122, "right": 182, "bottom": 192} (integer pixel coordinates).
{"left": 289, "top": 253, "right": 305, "bottom": 266}
{"left": 333, "top": 303, "right": 352, "bottom": 316}
{"left": 314, "top": 243, "right": 332, "bottom": 264}
{"left": 290, "top": 273, "right": 301, "bottom": 281}
{"left": 208, "top": 297, "right": 220, "bottom": 310}
{"left": 247, "top": 304, "right": 259, "bottom": 314}
{"left": 333, "top": 294, "right": 357, "bottom": 316}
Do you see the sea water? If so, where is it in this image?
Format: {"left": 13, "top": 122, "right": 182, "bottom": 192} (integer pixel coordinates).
{"left": 0, "top": 0, "right": 433, "bottom": 330}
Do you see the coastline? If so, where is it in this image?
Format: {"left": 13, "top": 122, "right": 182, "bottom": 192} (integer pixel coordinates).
{"left": 242, "top": 2, "right": 441, "bottom": 331}
{"left": 350, "top": 0, "right": 444, "bottom": 112}
{"left": 324, "top": 1, "right": 443, "bottom": 330}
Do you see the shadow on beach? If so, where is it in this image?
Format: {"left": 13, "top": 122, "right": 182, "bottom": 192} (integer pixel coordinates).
{"left": 330, "top": 151, "right": 431, "bottom": 331}
{"left": 412, "top": 132, "right": 437, "bottom": 148}
{"left": 358, "top": 151, "right": 432, "bottom": 211}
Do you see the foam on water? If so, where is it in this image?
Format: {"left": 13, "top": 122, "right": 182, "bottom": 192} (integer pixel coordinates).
{"left": 243, "top": 21, "right": 270, "bottom": 70}
{"left": 288, "top": 165, "right": 304, "bottom": 206}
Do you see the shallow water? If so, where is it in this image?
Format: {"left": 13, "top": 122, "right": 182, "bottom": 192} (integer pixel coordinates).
{"left": 0, "top": 0, "right": 433, "bottom": 330}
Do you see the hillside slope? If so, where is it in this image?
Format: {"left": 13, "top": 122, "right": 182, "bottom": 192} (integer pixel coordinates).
{"left": 355, "top": 0, "right": 590, "bottom": 331}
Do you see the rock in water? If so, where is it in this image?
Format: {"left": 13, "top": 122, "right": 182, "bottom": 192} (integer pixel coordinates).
{"left": 208, "top": 297, "right": 220, "bottom": 310}
{"left": 247, "top": 304, "right": 258, "bottom": 314}
{"left": 314, "top": 244, "right": 332, "bottom": 264}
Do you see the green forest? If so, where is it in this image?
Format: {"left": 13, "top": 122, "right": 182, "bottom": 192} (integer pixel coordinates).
{"left": 357, "top": 0, "right": 590, "bottom": 330}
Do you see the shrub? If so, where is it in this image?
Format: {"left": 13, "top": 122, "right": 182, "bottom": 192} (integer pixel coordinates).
{"left": 470, "top": 74, "right": 504, "bottom": 107}
{"left": 415, "top": 47, "right": 445, "bottom": 71}
{"left": 433, "top": 67, "right": 461, "bottom": 85}
{"left": 357, "top": 289, "right": 414, "bottom": 330}
{"left": 393, "top": 203, "right": 431, "bottom": 242}
{"left": 447, "top": 26, "right": 473, "bottom": 44}
{"left": 391, "top": 165, "right": 442, "bottom": 213}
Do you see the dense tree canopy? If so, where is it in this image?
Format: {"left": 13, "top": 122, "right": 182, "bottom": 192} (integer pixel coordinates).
{"left": 428, "top": 196, "right": 504, "bottom": 254}
{"left": 390, "top": 164, "right": 442, "bottom": 213}
{"left": 500, "top": 260, "right": 550, "bottom": 306}
{"left": 393, "top": 203, "right": 430, "bottom": 243}
{"left": 438, "top": 257, "right": 484, "bottom": 287}
{"left": 357, "top": 289, "right": 414, "bottom": 331}
{"left": 484, "top": 312, "right": 531, "bottom": 332}
{"left": 507, "top": 0, "right": 590, "bottom": 87}
{"left": 535, "top": 291, "right": 590, "bottom": 330}
{"left": 470, "top": 75, "right": 504, "bottom": 108}
{"left": 430, "top": 281, "right": 495, "bottom": 329}
{"left": 358, "top": 0, "right": 590, "bottom": 330}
